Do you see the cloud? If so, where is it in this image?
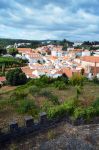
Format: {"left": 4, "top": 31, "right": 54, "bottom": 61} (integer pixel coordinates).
{"left": 0, "top": 0, "right": 99, "bottom": 41}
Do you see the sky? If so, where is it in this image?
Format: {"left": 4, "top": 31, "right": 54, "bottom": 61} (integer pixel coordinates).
{"left": 0, "top": 0, "right": 99, "bottom": 41}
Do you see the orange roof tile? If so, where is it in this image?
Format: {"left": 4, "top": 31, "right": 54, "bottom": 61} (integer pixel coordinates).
{"left": 0, "top": 77, "right": 6, "bottom": 82}
{"left": 50, "top": 56, "right": 58, "bottom": 60}
{"left": 81, "top": 56, "right": 99, "bottom": 63}
{"left": 62, "top": 68, "right": 73, "bottom": 78}
{"left": 17, "top": 48, "right": 32, "bottom": 53}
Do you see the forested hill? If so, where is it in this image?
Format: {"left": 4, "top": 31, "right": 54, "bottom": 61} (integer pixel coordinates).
{"left": 0, "top": 38, "right": 74, "bottom": 49}
{"left": 0, "top": 38, "right": 42, "bottom": 48}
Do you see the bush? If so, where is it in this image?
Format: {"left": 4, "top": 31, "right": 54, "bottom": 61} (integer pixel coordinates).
{"left": 40, "top": 90, "right": 59, "bottom": 105}
{"left": 92, "top": 98, "right": 99, "bottom": 107}
{"left": 6, "top": 68, "right": 27, "bottom": 86}
{"left": 69, "top": 73, "right": 84, "bottom": 86}
{"left": 93, "top": 76, "right": 99, "bottom": 84}
{"left": 10, "top": 90, "right": 27, "bottom": 100}
{"left": 47, "top": 99, "right": 76, "bottom": 119}
{"left": 54, "top": 81, "right": 67, "bottom": 90}
{"left": 57, "top": 74, "right": 68, "bottom": 84}
{"left": 41, "top": 101, "right": 53, "bottom": 112}
{"left": 92, "top": 98, "right": 99, "bottom": 116}
{"left": 73, "top": 106, "right": 96, "bottom": 121}
{"left": 85, "top": 106, "right": 95, "bottom": 120}
{"left": 29, "top": 85, "right": 41, "bottom": 97}
{"left": 16, "top": 100, "right": 37, "bottom": 114}
{"left": 40, "top": 75, "right": 53, "bottom": 84}
{"left": 73, "top": 107, "right": 86, "bottom": 120}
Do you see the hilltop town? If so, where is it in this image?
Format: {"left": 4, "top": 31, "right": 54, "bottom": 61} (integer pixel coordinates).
{"left": 0, "top": 40, "right": 99, "bottom": 84}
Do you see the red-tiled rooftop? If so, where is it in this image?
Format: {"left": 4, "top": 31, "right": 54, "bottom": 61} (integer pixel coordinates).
{"left": 21, "top": 67, "right": 36, "bottom": 78}
{"left": 17, "top": 48, "right": 32, "bottom": 53}
{"left": 62, "top": 68, "right": 73, "bottom": 78}
{"left": 0, "top": 77, "right": 6, "bottom": 82}
{"left": 81, "top": 56, "right": 99, "bottom": 63}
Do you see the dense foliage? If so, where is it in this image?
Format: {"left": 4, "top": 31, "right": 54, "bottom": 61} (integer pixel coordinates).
{"left": 6, "top": 68, "right": 27, "bottom": 86}
{"left": 0, "top": 38, "right": 41, "bottom": 48}
{"left": 7, "top": 47, "right": 18, "bottom": 56}
{"left": 0, "top": 48, "right": 7, "bottom": 56}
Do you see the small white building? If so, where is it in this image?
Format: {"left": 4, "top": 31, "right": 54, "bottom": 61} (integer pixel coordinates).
{"left": 82, "top": 50, "right": 91, "bottom": 57}
{"left": 51, "top": 50, "right": 62, "bottom": 57}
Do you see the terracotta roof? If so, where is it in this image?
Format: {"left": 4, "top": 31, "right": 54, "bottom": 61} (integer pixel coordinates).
{"left": 17, "top": 48, "right": 32, "bottom": 51}
{"left": 81, "top": 56, "right": 99, "bottom": 63}
{"left": 0, "top": 77, "right": 6, "bottom": 82}
{"left": 55, "top": 69, "right": 63, "bottom": 75}
{"left": 50, "top": 56, "right": 58, "bottom": 60}
{"left": 63, "top": 56, "right": 68, "bottom": 60}
{"left": 62, "top": 68, "right": 73, "bottom": 78}
{"left": 91, "top": 67, "right": 99, "bottom": 74}
{"left": 17, "top": 48, "right": 32, "bottom": 53}
{"left": 27, "top": 53, "right": 41, "bottom": 58}
{"left": 21, "top": 67, "right": 36, "bottom": 78}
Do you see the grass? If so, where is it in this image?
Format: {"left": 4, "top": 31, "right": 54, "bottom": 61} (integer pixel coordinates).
{"left": 0, "top": 81, "right": 99, "bottom": 129}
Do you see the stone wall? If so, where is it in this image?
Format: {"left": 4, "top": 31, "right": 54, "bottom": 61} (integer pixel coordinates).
{"left": 0, "top": 112, "right": 99, "bottom": 144}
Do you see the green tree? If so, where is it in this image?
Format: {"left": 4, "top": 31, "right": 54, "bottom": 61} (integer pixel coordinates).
{"left": 0, "top": 48, "right": 7, "bottom": 56}
{"left": 7, "top": 47, "right": 18, "bottom": 56}
{"left": 6, "top": 68, "right": 27, "bottom": 86}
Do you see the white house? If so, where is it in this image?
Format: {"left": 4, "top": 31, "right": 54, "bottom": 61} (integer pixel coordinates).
{"left": 82, "top": 50, "right": 91, "bottom": 57}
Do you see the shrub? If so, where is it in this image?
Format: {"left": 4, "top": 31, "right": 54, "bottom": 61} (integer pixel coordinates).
{"left": 69, "top": 73, "right": 84, "bottom": 86}
{"left": 93, "top": 76, "right": 99, "bottom": 84}
{"left": 40, "top": 75, "right": 53, "bottom": 84}
{"left": 10, "top": 90, "right": 27, "bottom": 100}
{"left": 92, "top": 98, "right": 99, "bottom": 116}
{"left": 92, "top": 98, "right": 99, "bottom": 107}
{"left": 16, "top": 100, "right": 37, "bottom": 114}
{"left": 47, "top": 99, "right": 76, "bottom": 119}
{"left": 54, "top": 81, "right": 67, "bottom": 90}
{"left": 73, "top": 107, "right": 86, "bottom": 120}
{"left": 73, "top": 106, "right": 96, "bottom": 121}
{"left": 85, "top": 106, "right": 95, "bottom": 120}
{"left": 41, "top": 101, "right": 53, "bottom": 112}
{"left": 57, "top": 74, "right": 68, "bottom": 84}
{"left": 29, "top": 85, "right": 41, "bottom": 97}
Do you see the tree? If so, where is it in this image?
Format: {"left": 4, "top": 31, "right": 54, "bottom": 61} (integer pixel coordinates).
{"left": 0, "top": 48, "right": 7, "bottom": 56}
{"left": 7, "top": 47, "right": 18, "bottom": 56}
{"left": 6, "top": 68, "right": 27, "bottom": 86}
{"left": 62, "top": 45, "right": 67, "bottom": 51}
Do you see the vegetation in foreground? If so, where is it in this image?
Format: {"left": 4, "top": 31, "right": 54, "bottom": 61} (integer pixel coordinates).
{"left": 0, "top": 74, "right": 99, "bottom": 129}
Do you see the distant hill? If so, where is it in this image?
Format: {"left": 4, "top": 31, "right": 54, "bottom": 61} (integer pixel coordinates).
{"left": 0, "top": 38, "right": 42, "bottom": 48}
{"left": 0, "top": 38, "right": 74, "bottom": 49}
